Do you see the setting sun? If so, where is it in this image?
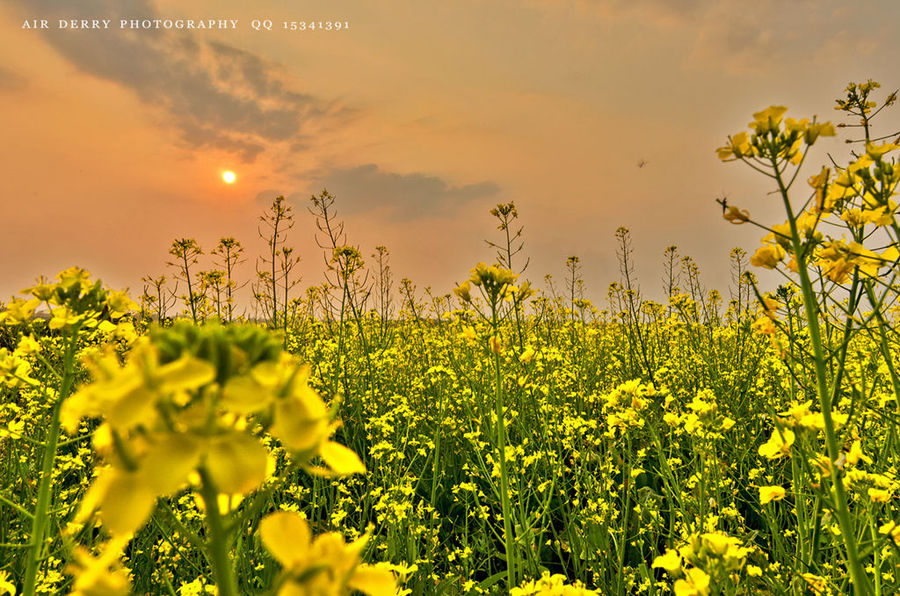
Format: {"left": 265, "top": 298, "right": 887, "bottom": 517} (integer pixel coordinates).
{"left": 222, "top": 170, "right": 236, "bottom": 184}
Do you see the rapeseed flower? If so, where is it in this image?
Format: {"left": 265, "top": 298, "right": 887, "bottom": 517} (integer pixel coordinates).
{"left": 759, "top": 485, "right": 786, "bottom": 504}
{"left": 759, "top": 428, "right": 795, "bottom": 459}
{"left": 260, "top": 511, "right": 396, "bottom": 595}
{"left": 673, "top": 568, "right": 710, "bottom": 596}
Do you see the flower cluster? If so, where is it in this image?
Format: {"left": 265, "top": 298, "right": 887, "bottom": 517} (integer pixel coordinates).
{"left": 63, "top": 323, "right": 364, "bottom": 536}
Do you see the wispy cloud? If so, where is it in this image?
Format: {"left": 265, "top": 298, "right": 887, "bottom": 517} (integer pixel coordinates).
{"left": 11, "top": 0, "right": 350, "bottom": 162}
{"left": 527, "top": 0, "right": 897, "bottom": 75}
{"left": 318, "top": 164, "right": 500, "bottom": 221}
{"left": 254, "top": 164, "right": 500, "bottom": 221}
{"left": 524, "top": 0, "right": 706, "bottom": 26}
{"left": 0, "top": 66, "right": 26, "bottom": 92}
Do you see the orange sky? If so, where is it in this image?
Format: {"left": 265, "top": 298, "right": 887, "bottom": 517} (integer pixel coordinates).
{"left": 2, "top": 0, "right": 900, "bottom": 310}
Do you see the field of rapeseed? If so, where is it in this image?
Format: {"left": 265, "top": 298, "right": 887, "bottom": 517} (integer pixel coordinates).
{"left": 1, "top": 81, "right": 900, "bottom": 595}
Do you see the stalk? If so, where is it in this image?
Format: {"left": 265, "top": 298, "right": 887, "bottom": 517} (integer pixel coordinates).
{"left": 772, "top": 159, "right": 871, "bottom": 594}
{"left": 870, "top": 514, "right": 883, "bottom": 596}
{"left": 22, "top": 334, "right": 77, "bottom": 596}
{"left": 197, "top": 468, "right": 239, "bottom": 596}
{"left": 491, "top": 306, "right": 518, "bottom": 590}
{"left": 790, "top": 451, "right": 807, "bottom": 571}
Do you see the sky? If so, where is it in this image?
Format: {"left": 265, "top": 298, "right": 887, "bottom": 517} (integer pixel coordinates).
{"left": 2, "top": 0, "right": 900, "bottom": 311}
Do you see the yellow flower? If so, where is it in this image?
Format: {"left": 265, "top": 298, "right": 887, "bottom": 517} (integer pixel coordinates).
{"left": 716, "top": 131, "right": 753, "bottom": 161}
{"left": 750, "top": 245, "right": 786, "bottom": 269}
{"left": 460, "top": 326, "right": 477, "bottom": 345}
{"left": 752, "top": 315, "right": 776, "bottom": 336}
{"left": 22, "top": 280, "right": 56, "bottom": 302}
{"left": 815, "top": 239, "right": 883, "bottom": 282}
{"left": 57, "top": 266, "right": 93, "bottom": 292}
{"left": 760, "top": 296, "right": 779, "bottom": 318}
{"left": 317, "top": 440, "right": 367, "bottom": 476}
{"left": 750, "top": 106, "right": 788, "bottom": 135}
{"left": 804, "top": 121, "right": 835, "bottom": 145}
{"left": 467, "top": 262, "right": 518, "bottom": 304}
{"left": 674, "top": 567, "right": 710, "bottom": 596}
{"left": 75, "top": 466, "right": 157, "bottom": 535}
{"left": 260, "top": 511, "right": 397, "bottom": 596}
{"left": 785, "top": 117, "right": 809, "bottom": 134}
{"left": 845, "top": 440, "right": 872, "bottom": 466}
{"left": 61, "top": 342, "right": 216, "bottom": 434}
{"left": 723, "top": 206, "right": 750, "bottom": 224}
{"left": 511, "top": 572, "right": 598, "bottom": 595}
{"left": 700, "top": 532, "right": 739, "bottom": 557}
{"left": 847, "top": 242, "right": 882, "bottom": 277}
{"left": 269, "top": 365, "right": 331, "bottom": 452}
{"left": 454, "top": 280, "right": 472, "bottom": 303}
{"left": 0, "top": 298, "right": 40, "bottom": 325}
{"left": 879, "top": 521, "right": 900, "bottom": 546}
{"left": 519, "top": 345, "right": 535, "bottom": 363}
{"left": 0, "top": 571, "right": 15, "bottom": 596}
{"left": 759, "top": 485, "right": 786, "bottom": 504}
{"left": 0, "top": 348, "right": 39, "bottom": 388}
{"left": 105, "top": 290, "right": 138, "bottom": 317}
{"left": 50, "top": 305, "right": 90, "bottom": 330}
{"left": 810, "top": 454, "right": 833, "bottom": 478}
{"left": 868, "top": 488, "right": 892, "bottom": 503}
{"left": 820, "top": 257, "right": 854, "bottom": 284}
{"left": 808, "top": 166, "right": 832, "bottom": 211}
{"left": 866, "top": 141, "right": 899, "bottom": 161}
{"left": 66, "top": 534, "right": 133, "bottom": 596}
{"left": 800, "top": 573, "right": 830, "bottom": 595}
{"left": 861, "top": 206, "right": 893, "bottom": 227}
{"left": 758, "top": 428, "right": 795, "bottom": 459}
{"left": 652, "top": 549, "right": 682, "bottom": 574}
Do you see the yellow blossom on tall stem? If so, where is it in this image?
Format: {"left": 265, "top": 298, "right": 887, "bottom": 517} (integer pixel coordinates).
{"left": 674, "top": 568, "right": 710, "bottom": 596}
{"left": 759, "top": 485, "right": 786, "bottom": 505}
{"left": 260, "top": 511, "right": 397, "bottom": 596}
{"left": 758, "top": 428, "right": 795, "bottom": 459}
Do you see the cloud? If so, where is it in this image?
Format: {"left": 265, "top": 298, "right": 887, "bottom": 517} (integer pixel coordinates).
{"left": 524, "top": 0, "right": 707, "bottom": 26}
{"left": 0, "top": 66, "right": 26, "bottom": 92}
{"left": 527, "top": 0, "right": 898, "bottom": 75}
{"left": 254, "top": 189, "right": 288, "bottom": 208}
{"left": 261, "top": 164, "right": 499, "bottom": 221}
{"left": 11, "top": 0, "right": 347, "bottom": 162}
{"left": 682, "top": 0, "right": 899, "bottom": 75}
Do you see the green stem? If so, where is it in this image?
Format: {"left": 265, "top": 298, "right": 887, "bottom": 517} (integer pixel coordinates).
{"left": 617, "top": 435, "right": 632, "bottom": 596}
{"left": 198, "top": 468, "right": 239, "bottom": 596}
{"left": 790, "top": 452, "right": 807, "bottom": 572}
{"left": 492, "top": 307, "right": 518, "bottom": 590}
{"left": 862, "top": 281, "right": 900, "bottom": 412}
{"left": 772, "top": 157, "right": 871, "bottom": 594}
{"left": 22, "top": 334, "right": 77, "bottom": 596}
{"left": 870, "top": 514, "right": 882, "bottom": 596}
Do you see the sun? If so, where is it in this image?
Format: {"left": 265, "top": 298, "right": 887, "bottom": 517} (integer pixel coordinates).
{"left": 222, "top": 170, "right": 236, "bottom": 184}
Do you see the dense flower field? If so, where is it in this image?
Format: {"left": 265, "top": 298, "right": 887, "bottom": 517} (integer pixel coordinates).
{"left": 1, "top": 81, "right": 899, "bottom": 595}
